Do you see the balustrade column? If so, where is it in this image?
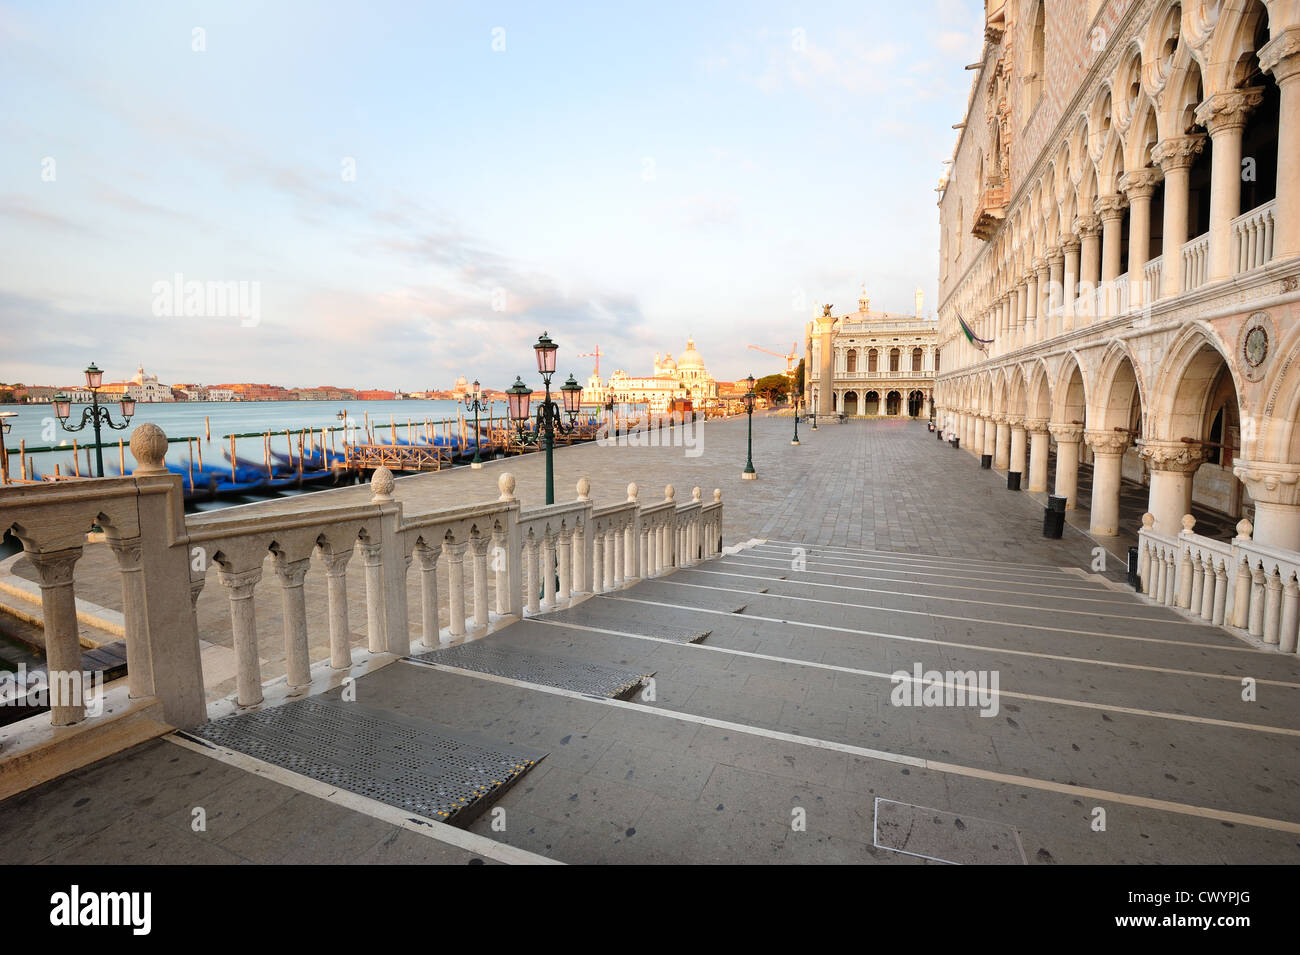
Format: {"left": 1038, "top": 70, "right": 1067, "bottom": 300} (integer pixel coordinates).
{"left": 357, "top": 539, "right": 386, "bottom": 653}
{"left": 557, "top": 529, "right": 573, "bottom": 602}
{"left": 1152, "top": 135, "right": 1206, "bottom": 298}
{"left": 1049, "top": 425, "right": 1083, "bottom": 509}
{"left": 1264, "top": 572, "right": 1283, "bottom": 646}
{"left": 1213, "top": 561, "right": 1229, "bottom": 626}
{"left": 320, "top": 549, "right": 355, "bottom": 666}
{"left": 28, "top": 547, "right": 87, "bottom": 725}
{"left": 443, "top": 540, "right": 470, "bottom": 634}
{"left": 1261, "top": 31, "right": 1300, "bottom": 260}
{"left": 492, "top": 527, "right": 509, "bottom": 613}
{"left": 591, "top": 527, "right": 605, "bottom": 593}
{"left": 1139, "top": 441, "right": 1207, "bottom": 536}
{"left": 1190, "top": 554, "right": 1206, "bottom": 613}
{"left": 1248, "top": 566, "right": 1266, "bottom": 637}
{"left": 471, "top": 536, "right": 492, "bottom": 628}
{"left": 1195, "top": 88, "right": 1264, "bottom": 283}
{"left": 1232, "top": 552, "right": 1253, "bottom": 629}
{"left": 1085, "top": 431, "right": 1130, "bottom": 535}
{"left": 413, "top": 543, "right": 441, "bottom": 650}
{"left": 1026, "top": 420, "right": 1050, "bottom": 492}
{"left": 217, "top": 565, "right": 264, "bottom": 708}
{"left": 1280, "top": 576, "right": 1299, "bottom": 653}
{"left": 274, "top": 556, "right": 312, "bottom": 688}
{"left": 108, "top": 536, "right": 152, "bottom": 699}
{"left": 1199, "top": 556, "right": 1215, "bottom": 620}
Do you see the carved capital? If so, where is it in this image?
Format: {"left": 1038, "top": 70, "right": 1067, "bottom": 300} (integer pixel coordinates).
{"left": 107, "top": 535, "right": 144, "bottom": 571}
{"left": 1194, "top": 87, "right": 1264, "bottom": 134}
{"left": 1151, "top": 134, "right": 1206, "bottom": 172}
{"left": 320, "top": 548, "right": 354, "bottom": 577}
{"left": 470, "top": 536, "right": 492, "bottom": 557}
{"left": 274, "top": 556, "right": 311, "bottom": 588}
{"left": 1073, "top": 215, "right": 1101, "bottom": 239}
{"left": 1006, "top": 416, "right": 1025, "bottom": 430}
{"left": 1049, "top": 424, "right": 1084, "bottom": 444}
{"left": 1046, "top": 248, "right": 1065, "bottom": 267}
{"left": 1062, "top": 235, "right": 1081, "bottom": 254}
{"left": 356, "top": 538, "right": 384, "bottom": 563}
{"left": 1084, "top": 429, "right": 1131, "bottom": 455}
{"left": 1138, "top": 440, "right": 1208, "bottom": 473}
{"left": 217, "top": 566, "right": 263, "bottom": 598}
{"left": 1232, "top": 459, "right": 1300, "bottom": 506}
{"left": 27, "top": 547, "right": 82, "bottom": 588}
{"left": 1094, "top": 194, "right": 1129, "bottom": 221}
{"left": 441, "top": 539, "right": 469, "bottom": 561}
{"left": 1023, "top": 418, "right": 1048, "bottom": 434}
{"left": 1259, "top": 28, "right": 1300, "bottom": 83}
{"left": 1119, "top": 168, "right": 1163, "bottom": 199}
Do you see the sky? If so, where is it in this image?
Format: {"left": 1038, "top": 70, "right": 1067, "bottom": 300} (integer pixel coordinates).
{"left": 0, "top": 0, "right": 984, "bottom": 392}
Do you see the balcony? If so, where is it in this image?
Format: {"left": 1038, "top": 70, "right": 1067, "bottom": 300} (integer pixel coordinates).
{"left": 971, "top": 184, "right": 1009, "bottom": 241}
{"left": 1232, "top": 198, "right": 1277, "bottom": 275}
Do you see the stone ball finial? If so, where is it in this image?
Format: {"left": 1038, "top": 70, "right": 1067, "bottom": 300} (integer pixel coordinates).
{"left": 498, "top": 472, "right": 516, "bottom": 502}
{"left": 713, "top": 488, "right": 722, "bottom": 503}
{"left": 627, "top": 482, "right": 638, "bottom": 502}
{"left": 664, "top": 484, "right": 675, "bottom": 502}
{"left": 129, "top": 423, "right": 169, "bottom": 475}
{"left": 692, "top": 486, "right": 702, "bottom": 502}
{"left": 1140, "top": 512, "right": 1155, "bottom": 529}
{"left": 1236, "top": 518, "right": 1254, "bottom": 540}
{"left": 370, "top": 466, "right": 395, "bottom": 503}
{"left": 576, "top": 476, "right": 591, "bottom": 501}
{"left": 1181, "top": 514, "right": 1196, "bottom": 533}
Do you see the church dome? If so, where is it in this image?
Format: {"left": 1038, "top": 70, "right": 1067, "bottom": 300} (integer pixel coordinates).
{"left": 678, "top": 337, "right": 705, "bottom": 371}
{"left": 660, "top": 353, "right": 677, "bottom": 371}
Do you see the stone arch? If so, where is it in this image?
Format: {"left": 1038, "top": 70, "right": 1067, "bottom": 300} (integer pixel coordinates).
{"left": 1092, "top": 340, "right": 1148, "bottom": 434}
{"left": 843, "top": 390, "right": 859, "bottom": 416}
{"left": 1256, "top": 321, "right": 1300, "bottom": 462}
{"left": 1199, "top": 0, "right": 1270, "bottom": 95}
{"left": 1053, "top": 352, "right": 1090, "bottom": 426}
{"left": 1007, "top": 363, "right": 1029, "bottom": 418}
{"left": 1148, "top": 323, "right": 1242, "bottom": 444}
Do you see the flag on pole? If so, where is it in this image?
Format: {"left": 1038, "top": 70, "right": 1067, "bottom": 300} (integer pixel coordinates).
{"left": 957, "top": 312, "right": 993, "bottom": 353}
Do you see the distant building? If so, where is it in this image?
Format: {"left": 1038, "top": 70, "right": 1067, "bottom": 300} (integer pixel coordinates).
{"left": 590, "top": 337, "right": 720, "bottom": 413}
{"left": 22, "top": 386, "right": 56, "bottom": 404}
{"left": 356, "top": 390, "right": 397, "bottom": 401}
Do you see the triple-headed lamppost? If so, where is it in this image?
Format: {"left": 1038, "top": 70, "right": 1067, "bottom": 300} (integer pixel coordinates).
{"left": 742, "top": 373, "right": 757, "bottom": 480}
{"left": 464, "top": 379, "right": 489, "bottom": 469}
{"left": 54, "top": 363, "right": 136, "bottom": 478}
{"left": 507, "top": 332, "right": 583, "bottom": 505}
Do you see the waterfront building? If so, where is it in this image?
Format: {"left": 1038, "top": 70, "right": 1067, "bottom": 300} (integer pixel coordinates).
{"left": 590, "top": 337, "right": 720, "bottom": 412}
{"left": 932, "top": 0, "right": 1300, "bottom": 550}
{"left": 806, "top": 285, "right": 938, "bottom": 417}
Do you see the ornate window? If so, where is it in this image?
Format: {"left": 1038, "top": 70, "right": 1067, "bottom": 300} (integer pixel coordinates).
{"left": 912, "top": 347, "right": 923, "bottom": 372}
{"left": 868, "top": 349, "right": 879, "bottom": 373}
{"left": 889, "top": 348, "right": 901, "bottom": 372}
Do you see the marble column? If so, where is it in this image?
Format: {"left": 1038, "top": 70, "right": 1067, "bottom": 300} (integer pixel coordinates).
{"left": 1096, "top": 194, "right": 1128, "bottom": 314}
{"left": 994, "top": 415, "right": 1011, "bottom": 470}
{"left": 28, "top": 547, "right": 87, "bottom": 725}
{"left": 984, "top": 416, "right": 998, "bottom": 459}
{"left": 1260, "top": 30, "right": 1300, "bottom": 260}
{"left": 1085, "top": 430, "right": 1131, "bottom": 536}
{"left": 1152, "top": 134, "right": 1206, "bottom": 299}
{"left": 1120, "top": 169, "right": 1162, "bottom": 310}
{"left": 1062, "top": 235, "right": 1081, "bottom": 330}
{"left": 1049, "top": 424, "right": 1084, "bottom": 509}
{"left": 1026, "top": 419, "right": 1050, "bottom": 492}
{"left": 1023, "top": 270, "right": 1038, "bottom": 343}
{"left": 1034, "top": 258, "right": 1050, "bottom": 341}
{"left": 1009, "top": 417, "right": 1027, "bottom": 479}
{"left": 1046, "top": 249, "right": 1064, "bottom": 338}
{"left": 816, "top": 311, "right": 836, "bottom": 417}
{"left": 1234, "top": 460, "right": 1300, "bottom": 551}
{"left": 1074, "top": 216, "right": 1102, "bottom": 322}
{"left": 1195, "top": 87, "right": 1264, "bottom": 284}
{"left": 273, "top": 556, "right": 312, "bottom": 688}
{"left": 1140, "top": 440, "right": 1208, "bottom": 536}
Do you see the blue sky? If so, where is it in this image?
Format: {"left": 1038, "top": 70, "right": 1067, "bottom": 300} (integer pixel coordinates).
{"left": 0, "top": 0, "right": 983, "bottom": 392}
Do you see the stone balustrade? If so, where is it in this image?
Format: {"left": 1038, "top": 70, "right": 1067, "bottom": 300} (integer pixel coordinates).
{"left": 0, "top": 425, "right": 725, "bottom": 750}
{"left": 1137, "top": 512, "right": 1299, "bottom": 653}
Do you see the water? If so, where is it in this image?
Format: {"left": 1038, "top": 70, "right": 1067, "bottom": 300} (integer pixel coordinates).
{"left": 1, "top": 398, "right": 501, "bottom": 479}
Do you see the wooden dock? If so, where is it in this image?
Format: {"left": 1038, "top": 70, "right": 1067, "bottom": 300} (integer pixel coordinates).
{"left": 344, "top": 443, "right": 454, "bottom": 471}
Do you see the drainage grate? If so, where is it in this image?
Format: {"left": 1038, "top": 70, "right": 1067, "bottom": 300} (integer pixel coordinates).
{"left": 873, "top": 798, "right": 1026, "bottom": 864}
{"left": 413, "top": 642, "right": 652, "bottom": 698}
{"left": 186, "top": 697, "right": 546, "bottom": 825}
{"left": 540, "top": 605, "right": 711, "bottom": 644}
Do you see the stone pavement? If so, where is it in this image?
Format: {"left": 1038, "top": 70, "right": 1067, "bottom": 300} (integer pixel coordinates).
{"left": 4, "top": 419, "right": 1299, "bottom": 864}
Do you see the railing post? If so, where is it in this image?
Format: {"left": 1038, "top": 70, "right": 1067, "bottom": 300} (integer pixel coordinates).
{"left": 1176, "top": 518, "right": 1194, "bottom": 608}
{"left": 1248, "top": 565, "right": 1266, "bottom": 636}
{"left": 664, "top": 485, "right": 676, "bottom": 568}
{"left": 499, "top": 473, "right": 524, "bottom": 618}
{"left": 107, "top": 535, "right": 152, "bottom": 699}
{"left": 541, "top": 529, "right": 557, "bottom": 610}
{"left": 371, "top": 468, "right": 410, "bottom": 656}
{"left": 1232, "top": 557, "right": 1253, "bottom": 629}
{"left": 217, "top": 565, "right": 264, "bottom": 708}
{"left": 26, "top": 547, "right": 86, "bottom": 726}
{"left": 357, "top": 538, "right": 386, "bottom": 653}
{"left": 274, "top": 556, "right": 312, "bottom": 688}
{"left": 591, "top": 526, "right": 605, "bottom": 594}
{"left": 575, "top": 477, "right": 591, "bottom": 594}
{"left": 443, "top": 539, "right": 469, "bottom": 636}
{"left": 1264, "top": 571, "right": 1282, "bottom": 646}
{"left": 319, "top": 546, "right": 355, "bottom": 667}
{"left": 557, "top": 528, "right": 573, "bottom": 602}
{"left": 1281, "top": 576, "right": 1299, "bottom": 653}
{"left": 1212, "top": 561, "right": 1228, "bottom": 626}
{"left": 471, "top": 535, "right": 491, "bottom": 629}
{"left": 524, "top": 531, "right": 540, "bottom": 613}
{"left": 413, "top": 541, "right": 441, "bottom": 649}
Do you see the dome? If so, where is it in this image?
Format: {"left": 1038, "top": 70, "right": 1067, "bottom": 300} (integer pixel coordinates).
{"left": 660, "top": 353, "right": 677, "bottom": 371}
{"left": 677, "top": 336, "right": 705, "bottom": 371}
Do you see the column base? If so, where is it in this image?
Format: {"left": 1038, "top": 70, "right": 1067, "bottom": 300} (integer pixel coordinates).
{"left": 742, "top": 471, "right": 758, "bottom": 480}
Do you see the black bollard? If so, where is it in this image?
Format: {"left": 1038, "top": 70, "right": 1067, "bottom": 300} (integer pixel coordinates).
{"left": 1007, "top": 471, "right": 1021, "bottom": 490}
{"left": 1043, "top": 495, "right": 1066, "bottom": 538}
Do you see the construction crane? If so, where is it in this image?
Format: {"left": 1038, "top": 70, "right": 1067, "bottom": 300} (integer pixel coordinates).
{"left": 577, "top": 345, "right": 603, "bottom": 378}
{"left": 747, "top": 342, "right": 800, "bottom": 374}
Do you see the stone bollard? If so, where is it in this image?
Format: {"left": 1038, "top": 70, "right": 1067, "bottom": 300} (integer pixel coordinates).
{"left": 576, "top": 476, "right": 590, "bottom": 501}
{"left": 498, "top": 472, "right": 516, "bottom": 502}
{"left": 129, "top": 423, "right": 170, "bottom": 475}
{"left": 370, "top": 466, "right": 395, "bottom": 503}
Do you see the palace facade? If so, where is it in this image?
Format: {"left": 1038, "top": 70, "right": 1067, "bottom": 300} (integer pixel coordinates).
{"left": 806, "top": 287, "right": 939, "bottom": 417}
{"left": 933, "top": 0, "right": 1300, "bottom": 552}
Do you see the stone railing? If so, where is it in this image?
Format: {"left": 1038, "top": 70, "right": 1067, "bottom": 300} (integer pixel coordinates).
{"left": 1142, "top": 255, "right": 1164, "bottom": 302}
{"left": 1182, "top": 233, "right": 1210, "bottom": 292}
{"left": 1137, "top": 512, "right": 1298, "bottom": 653}
{"left": 0, "top": 425, "right": 725, "bottom": 758}
{"left": 1231, "top": 199, "right": 1277, "bottom": 276}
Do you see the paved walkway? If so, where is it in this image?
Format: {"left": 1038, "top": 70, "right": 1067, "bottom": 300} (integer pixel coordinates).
{"left": 4, "top": 419, "right": 1298, "bottom": 864}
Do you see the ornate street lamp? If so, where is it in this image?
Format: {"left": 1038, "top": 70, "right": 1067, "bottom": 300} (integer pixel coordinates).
{"left": 54, "top": 363, "right": 135, "bottom": 478}
{"left": 791, "top": 394, "right": 801, "bottom": 446}
{"left": 742, "top": 373, "right": 757, "bottom": 480}
{"left": 0, "top": 411, "right": 14, "bottom": 484}
{"left": 510, "top": 333, "right": 583, "bottom": 505}
{"left": 464, "top": 379, "right": 489, "bottom": 468}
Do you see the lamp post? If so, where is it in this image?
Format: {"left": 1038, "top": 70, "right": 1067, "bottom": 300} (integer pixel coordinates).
{"left": 507, "top": 333, "right": 583, "bottom": 505}
{"left": 54, "top": 363, "right": 136, "bottom": 478}
{"left": 464, "top": 379, "right": 488, "bottom": 469}
{"left": 0, "top": 412, "right": 14, "bottom": 484}
{"left": 742, "top": 373, "right": 757, "bottom": 480}
{"left": 791, "top": 394, "right": 801, "bottom": 446}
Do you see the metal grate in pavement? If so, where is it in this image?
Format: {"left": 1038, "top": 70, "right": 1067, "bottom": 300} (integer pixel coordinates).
{"left": 873, "top": 798, "right": 1026, "bottom": 864}
{"left": 413, "top": 642, "right": 652, "bottom": 698}
{"left": 185, "top": 697, "right": 546, "bottom": 825}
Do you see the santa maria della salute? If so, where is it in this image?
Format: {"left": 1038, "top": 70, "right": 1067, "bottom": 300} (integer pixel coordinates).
{"left": 588, "top": 337, "right": 720, "bottom": 412}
